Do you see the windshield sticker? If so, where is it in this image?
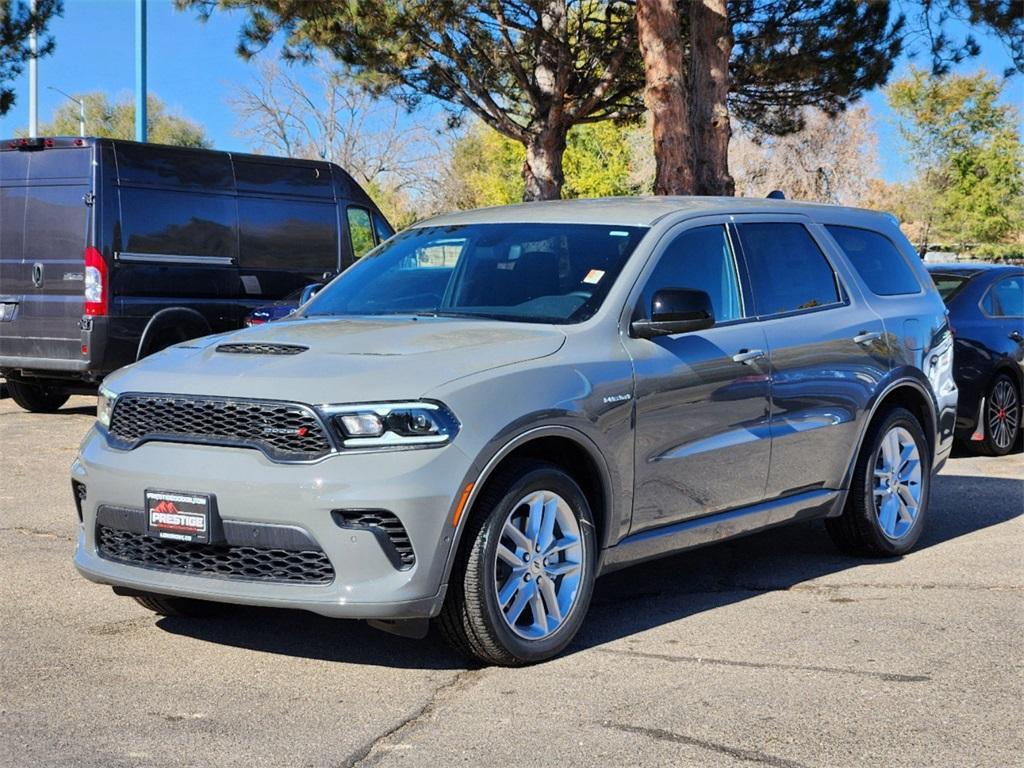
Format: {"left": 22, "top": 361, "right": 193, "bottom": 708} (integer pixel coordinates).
{"left": 583, "top": 269, "right": 605, "bottom": 285}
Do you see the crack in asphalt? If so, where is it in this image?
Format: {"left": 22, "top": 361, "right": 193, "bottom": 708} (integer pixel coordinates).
{"left": 0, "top": 526, "right": 74, "bottom": 542}
{"left": 603, "top": 722, "right": 810, "bottom": 768}
{"left": 342, "top": 667, "right": 485, "bottom": 768}
{"left": 597, "top": 648, "right": 930, "bottom": 683}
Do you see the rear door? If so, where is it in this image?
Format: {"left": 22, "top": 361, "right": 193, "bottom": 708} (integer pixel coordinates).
{"left": 0, "top": 145, "right": 92, "bottom": 364}
{"left": 733, "top": 217, "right": 890, "bottom": 499}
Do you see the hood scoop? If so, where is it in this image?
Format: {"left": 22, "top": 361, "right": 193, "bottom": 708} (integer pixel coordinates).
{"left": 215, "top": 343, "right": 308, "bottom": 356}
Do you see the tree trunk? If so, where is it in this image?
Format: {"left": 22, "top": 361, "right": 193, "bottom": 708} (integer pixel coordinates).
{"left": 690, "top": 0, "right": 735, "bottom": 196}
{"left": 522, "top": 126, "right": 567, "bottom": 201}
{"left": 637, "top": 0, "right": 695, "bottom": 195}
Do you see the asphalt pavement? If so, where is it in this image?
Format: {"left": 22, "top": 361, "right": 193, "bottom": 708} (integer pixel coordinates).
{"left": 1, "top": 395, "right": 1021, "bottom": 767}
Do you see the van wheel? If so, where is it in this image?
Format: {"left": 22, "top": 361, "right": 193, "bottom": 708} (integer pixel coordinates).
{"left": 6, "top": 379, "right": 70, "bottom": 412}
{"left": 131, "top": 592, "right": 223, "bottom": 618}
{"left": 826, "top": 407, "right": 931, "bottom": 557}
{"left": 436, "top": 460, "right": 597, "bottom": 666}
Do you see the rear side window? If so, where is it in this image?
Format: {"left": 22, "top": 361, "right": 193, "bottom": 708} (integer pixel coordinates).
{"left": 930, "top": 273, "right": 970, "bottom": 303}
{"left": 826, "top": 225, "right": 921, "bottom": 296}
{"left": 639, "top": 225, "right": 744, "bottom": 322}
{"left": 735, "top": 223, "right": 840, "bottom": 316}
{"left": 119, "top": 188, "right": 237, "bottom": 259}
{"left": 347, "top": 207, "right": 375, "bottom": 259}
{"left": 988, "top": 275, "right": 1024, "bottom": 317}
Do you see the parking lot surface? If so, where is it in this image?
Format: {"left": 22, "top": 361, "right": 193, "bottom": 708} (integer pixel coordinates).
{"left": 1, "top": 395, "right": 1021, "bottom": 767}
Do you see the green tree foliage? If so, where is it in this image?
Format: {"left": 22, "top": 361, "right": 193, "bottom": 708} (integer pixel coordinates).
{"left": 441, "top": 120, "right": 644, "bottom": 209}
{"left": 0, "top": 0, "right": 63, "bottom": 115}
{"left": 180, "top": 0, "right": 643, "bottom": 201}
{"left": 37, "top": 92, "right": 211, "bottom": 147}
{"left": 887, "top": 68, "right": 1023, "bottom": 245}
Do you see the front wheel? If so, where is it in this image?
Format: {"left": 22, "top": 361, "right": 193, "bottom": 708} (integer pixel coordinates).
{"left": 5, "top": 379, "right": 70, "bottom": 412}
{"left": 437, "top": 460, "right": 597, "bottom": 666}
{"left": 826, "top": 407, "right": 931, "bottom": 557}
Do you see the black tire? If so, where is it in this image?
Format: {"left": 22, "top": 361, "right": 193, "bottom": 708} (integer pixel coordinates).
{"left": 826, "top": 407, "right": 931, "bottom": 557}
{"left": 436, "top": 459, "right": 597, "bottom": 666}
{"left": 131, "top": 593, "right": 223, "bottom": 618}
{"left": 5, "top": 379, "right": 69, "bottom": 413}
{"left": 967, "top": 373, "right": 1021, "bottom": 457}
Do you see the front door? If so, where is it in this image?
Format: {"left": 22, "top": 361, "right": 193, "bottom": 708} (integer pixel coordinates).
{"left": 624, "top": 222, "right": 772, "bottom": 533}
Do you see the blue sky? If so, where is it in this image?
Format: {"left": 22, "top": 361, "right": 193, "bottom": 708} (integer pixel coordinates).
{"left": 0, "top": 0, "right": 1019, "bottom": 183}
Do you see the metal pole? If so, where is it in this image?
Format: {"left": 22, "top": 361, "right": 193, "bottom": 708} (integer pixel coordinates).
{"left": 135, "top": 0, "right": 147, "bottom": 142}
{"left": 28, "top": 0, "right": 38, "bottom": 138}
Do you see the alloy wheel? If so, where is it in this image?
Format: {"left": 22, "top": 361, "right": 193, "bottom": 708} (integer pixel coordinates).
{"left": 493, "top": 490, "right": 584, "bottom": 640}
{"left": 873, "top": 426, "right": 923, "bottom": 540}
{"left": 988, "top": 379, "right": 1020, "bottom": 451}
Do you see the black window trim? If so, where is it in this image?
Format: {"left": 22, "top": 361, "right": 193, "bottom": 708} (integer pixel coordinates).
{"left": 628, "top": 218, "right": 756, "bottom": 331}
{"left": 822, "top": 222, "right": 924, "bottom": 298}
{"left": 979, "top": 272, "right": 1024, "bottom": 319}
{"left": 730, "top": 217, "right": 849, "bottom": 321}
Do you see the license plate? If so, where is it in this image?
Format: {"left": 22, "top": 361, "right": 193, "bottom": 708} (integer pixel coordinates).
{"left": 146, "top": 490, "right": 213, "bottom": 543}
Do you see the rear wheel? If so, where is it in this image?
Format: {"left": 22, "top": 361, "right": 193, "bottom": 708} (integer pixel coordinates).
{"left": 826, "top": 407, "right": 930, "bottom": 557}
{"left": 131, "top": 592, "right": 223, "bottom": 618}
{"left": 968, "top": 373, "right": 1020, "bottom": 457}
{"left": 436, "top": 460, "right": 597, "bottom": 666}
{"left": 5, "top": 379, "right": 69, "bottom": 412}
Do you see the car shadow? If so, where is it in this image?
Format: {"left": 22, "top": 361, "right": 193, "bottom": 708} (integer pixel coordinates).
{"left": 156, "top": 472, "right": 1022, "bottom": 669}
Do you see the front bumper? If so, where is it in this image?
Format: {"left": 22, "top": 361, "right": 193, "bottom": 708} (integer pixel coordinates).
{"left": 72, "top": 427, "right": 473, "bottom": 619}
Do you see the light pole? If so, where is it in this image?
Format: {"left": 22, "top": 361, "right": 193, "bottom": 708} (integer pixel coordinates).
{"left": 135, "top": 0, "right": 147, "bottom": 142}
{"left": 28, "top": 0, "right": 38, "bottom": 137}
{"left": 47, "top": 87, "right": 86, "bottom": 137}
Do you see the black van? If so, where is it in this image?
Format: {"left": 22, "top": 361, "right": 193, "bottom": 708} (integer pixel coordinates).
{"left": 0, "top": 136, "right": 393, "bottom": 411}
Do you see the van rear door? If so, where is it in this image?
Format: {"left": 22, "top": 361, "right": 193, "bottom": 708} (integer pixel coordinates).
{"left": 0, "top": 142, "right": 92, "bottom": 368}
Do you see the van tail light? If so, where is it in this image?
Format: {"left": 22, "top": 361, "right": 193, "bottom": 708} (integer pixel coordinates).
{"left": 83, "top": 247, "right": 108, "bottom": 316}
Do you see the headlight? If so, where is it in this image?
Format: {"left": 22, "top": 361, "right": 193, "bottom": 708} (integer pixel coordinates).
{"left": 97, "top": 386, "right": 117, "bottom": 428}
{"left": 320, "top": 401, "right": 459, "bottom": 450}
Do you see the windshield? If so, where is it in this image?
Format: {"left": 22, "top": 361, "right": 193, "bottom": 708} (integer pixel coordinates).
{"left": 302, "top": 222, "right": 648, "bottom": 324}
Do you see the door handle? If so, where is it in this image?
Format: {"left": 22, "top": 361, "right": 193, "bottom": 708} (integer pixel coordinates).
{"left": 853, "top": 331, "right": 881, "bottom": 345}
{"left": 732, "top": 348, "right": 765, "bottom": 364}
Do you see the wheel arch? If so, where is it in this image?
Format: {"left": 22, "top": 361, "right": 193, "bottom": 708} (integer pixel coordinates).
{"left": 136, "top": 308, "right": 212, "bottom": 360}
{"left": 439, "top": 425, "right": 616, "bottom": 589}
{"left": 846, "top": 376, "right": 938, "bottom": 489}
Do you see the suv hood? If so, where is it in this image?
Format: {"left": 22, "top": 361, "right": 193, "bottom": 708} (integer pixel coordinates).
{"left": 104, "top": 316, "right": 566, "bottom": 403}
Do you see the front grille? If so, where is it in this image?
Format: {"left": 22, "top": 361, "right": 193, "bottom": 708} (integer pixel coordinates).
{"left": 215, "top": 343, "right": 308, "bottom": 355}
{"left": 334, "top": 510, "right": 415, "bottom": 569}
{"left": 96, "top": 525, "right": 335, "bottom": 584}
{"left": 108, "top": 394, "right": 332, "bottom": 461}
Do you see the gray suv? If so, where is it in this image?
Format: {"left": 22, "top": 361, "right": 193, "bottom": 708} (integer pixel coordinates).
{"left": 72, "top": 197, "right": 958, "bottom": 665}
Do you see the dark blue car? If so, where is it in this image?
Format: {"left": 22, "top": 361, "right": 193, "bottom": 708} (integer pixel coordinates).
{"left": 927, "top": 263, "right": 1023, "bottom": 455}
{"left": 244, "top": 283, "right": 325, "bottom": 327}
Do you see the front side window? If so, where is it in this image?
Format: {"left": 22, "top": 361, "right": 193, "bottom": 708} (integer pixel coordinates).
{"left": 826, "top": 225, "right": 921, "bottom": 296}
{"left": 736, "top": 222, "right": 841, "bottom": 316}
{"left": 303, "top": 222, "right": 647, "bottom": 324}
{"left": 638, "top": 225, "right": 743, "bottom": 322}
{"left": 988, "top": 275, "right": 1024, "bottom": 317}
{"left": 347, "top": 207, "right": 375, "bottom": 259}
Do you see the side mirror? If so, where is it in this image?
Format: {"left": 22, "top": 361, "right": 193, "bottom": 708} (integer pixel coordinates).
{"left": 631, "top": 288, "right": 715, "bottom": 339}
